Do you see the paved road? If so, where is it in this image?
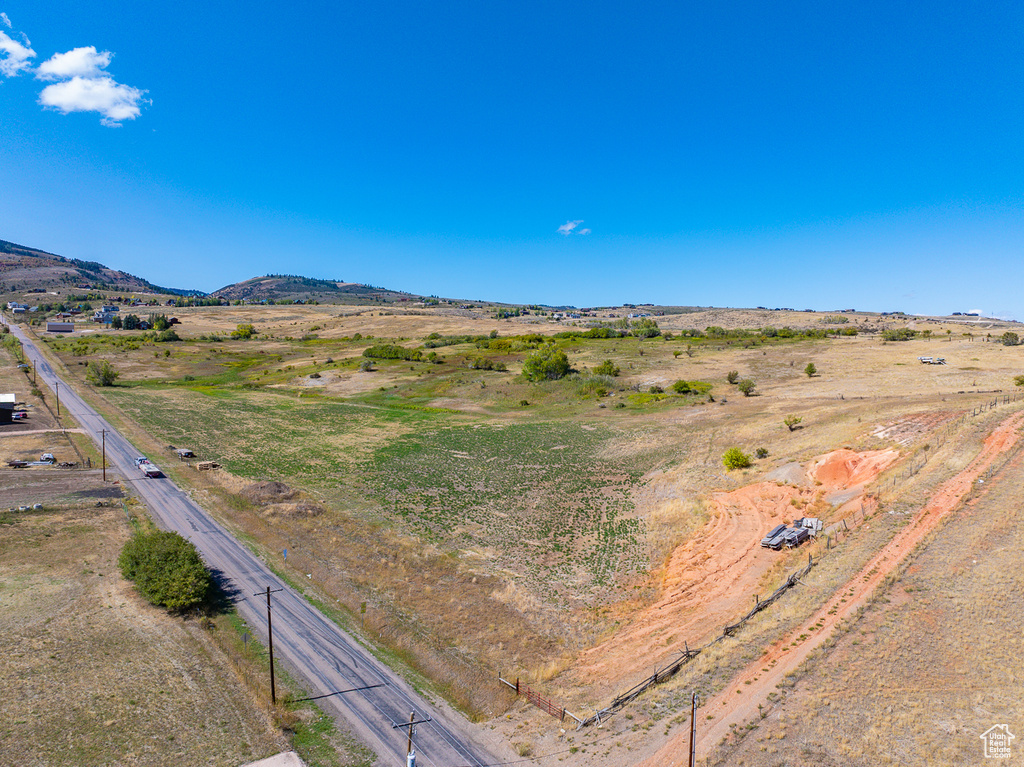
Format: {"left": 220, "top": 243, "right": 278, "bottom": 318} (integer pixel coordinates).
{"left": 3, "top": 319, "right": 500, "bottom": 767}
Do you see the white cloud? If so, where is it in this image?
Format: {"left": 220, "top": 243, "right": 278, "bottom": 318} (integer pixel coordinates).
{"left": 558, "top": 219, "right": 583, "bottom": 236}
{"left": 0, "top": 30, "right": 35, "bottom": 77}
{"left": 578, "top": 228, "right": 591, "bottom": 235}
{"left": 36, "top": 46, "right": 112, "bottom": 80}
{"left": 39, "top": 75, "right": 147, "bottom": 126}
{"left": 1, "top": 13, "right": 11, "bottom": 28}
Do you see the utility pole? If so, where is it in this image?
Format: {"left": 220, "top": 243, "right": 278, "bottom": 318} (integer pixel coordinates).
{"left": 392, "top": 710, "right": 432, "bottom": 767}
{"left": 688, "top": 691, "right": 698, "bottom": 767}
{"left": 256, "top": 586, "right": 283, "bottom": 704}
{"left": 101, "top": 429, "right": 106, "bottom": 482}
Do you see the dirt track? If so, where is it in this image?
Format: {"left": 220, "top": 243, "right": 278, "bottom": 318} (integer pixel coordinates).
{"left": 640, "top": 409, "right": 1024, "bottom": 766}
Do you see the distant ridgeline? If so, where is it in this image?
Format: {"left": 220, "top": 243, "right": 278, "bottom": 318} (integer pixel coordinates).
{"left": 0, "top": 238, "right": 202, "bottom": 296}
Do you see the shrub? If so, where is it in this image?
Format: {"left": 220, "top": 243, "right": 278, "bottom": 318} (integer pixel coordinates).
{"left": 672, "top": 380, "right": 692, "bottom": 394}
{"left": 118, "top": 531, "right": 211, "bottom": 612}
{"left": 358, "top": 359, "right": 375, "bottom": 372}
{"left": 881, "top": 328, "right": 917, "bottom": 342}
{"left": 804, "top": 362, "right": 817, "bottom": 377}
{"left": 1015, "top": 375, "right": 1024, "bottom": 387}
{"left": 726, "top": 370, "right": 739, "bottom": 384}
{"left": 1000, "top": 332, "right": 1020, "bottom": 346}
{"left": 363, "top": 344, "right": 422, "bottom": 361}
{"left": 784, "top": 415, "right": 803, "bottom": 431}
{"left": 155, "top": 329, "right": 180, "bottom": 343}
{"left": 737, "top": 379, "right": 756, "bottom": 396}
{"left": 522, "top": 346, "right": 570, "bottom": 381}
{"left": 574, "top": 374, "right": 615, "bottom": 397}
{"left": 231, "top": 323, "right": 257, "bottom": 339}
{"left": 594, "top": 359, "right": 620, "bottom": 376}
{"left": 723, "top": 447, "right": 752, "bottom": 470}
{"left": 648, "top": 385, "right": 664, "bottom": 394}
{"left": 467, "top": 356, "right": 506, "bottom": 371}
{"left": 86, "top": 360, "right": 119, "bottom": 386}
{"left": 755, "top": 447, "right": 769, "bottom": 459}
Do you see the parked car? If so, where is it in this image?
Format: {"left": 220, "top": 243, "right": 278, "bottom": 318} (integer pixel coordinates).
{"left": 12, "top": 411, "right": 27, "bottom": 420}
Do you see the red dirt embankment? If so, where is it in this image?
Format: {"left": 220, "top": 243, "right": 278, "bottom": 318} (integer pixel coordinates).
{"left": 575, "top": 449, "right": 897, "bottom": 689}
{"left": 641, "top": 410, "right": 1024, "bottom": 766}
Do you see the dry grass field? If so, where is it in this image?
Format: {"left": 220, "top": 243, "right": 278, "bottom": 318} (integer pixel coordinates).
{"left": 15, "top": 303, "right": 1024, "bottom": 763}
{"left": 0, "top": 496, "right": 289, "bottom": 766}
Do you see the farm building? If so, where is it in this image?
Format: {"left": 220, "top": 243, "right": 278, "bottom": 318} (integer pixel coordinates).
{"left": 0, "top": 393, "right": 15, "bottom": 424}
{"left": 46, "top": 322, "right": 75, "bottom": 333}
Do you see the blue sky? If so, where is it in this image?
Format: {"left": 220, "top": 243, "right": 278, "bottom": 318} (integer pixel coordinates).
{"left": 1, "top": 2, "right": 1023, "bottom": 318}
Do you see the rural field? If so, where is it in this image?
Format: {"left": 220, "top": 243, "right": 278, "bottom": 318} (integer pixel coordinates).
{"left": 0, "top": 487, "right": 290, "bottom": 766}
{"left": 7, "top": 300, "right": 1024, "bottom": 763}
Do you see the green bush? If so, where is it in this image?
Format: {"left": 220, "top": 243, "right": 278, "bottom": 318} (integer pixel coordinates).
{"left": 154, "top": 329, "right": 180, "bottom": 342}
{"left": 723, "top": 447, "right": 752, "bottom": 470}
{"left": 231, "top": 323, "right": 257, "bottom": 340}
{"left": 881, "top": 328, "right": 917, "bottom": 342}
{"left": 1000, "top": 332, "right": 1020, "bottom": 346}
{"left": 363, "top": 344, "right": 422, "bottom": 361}
{"left": 737, "top": 379, "right": 756, "bottom": 396}
{"left": 804, "top": 362, "right": 817, "bottom": 377}
{"left": 118, "top": 531, "right": 211, "bottom": 612}
{"left": 86, "top": 360, "right": 119, "bottom": 386}
{"left": 726, "top": 370, "right": 739, "bottom": 384}
{"left": 522, "top": 346, "right": 570, "bottom": 381}
{"left": 593, "top": 359, "right": 620, "bottom": 376}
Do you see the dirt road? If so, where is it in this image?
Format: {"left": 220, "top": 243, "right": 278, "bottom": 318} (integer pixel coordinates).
{"left": 640, "top": 409, "right": 1024, "bottom": 766}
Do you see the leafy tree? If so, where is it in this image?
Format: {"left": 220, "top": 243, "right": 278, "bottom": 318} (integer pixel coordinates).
{"left": 86, "top": 360, "right": 119, "bottom": 386}
{"left": 722, "top": 447, "right": 752, "bottom": 470}
{"left": 110, "top": 314, "right": 123, "bottom": 330}
{"left": 231, "top": 323, "right": 257, "bottom": 339}
{"left": 148, "top": 313, "right": 171, "bottom": 331}
{"left": 118, "top": 531, "right": 211, "bottom": 612}
{"left": 594, "top": 359, "right": 620, "bottom": 376}
{"left": 522, "top": 346, "right": 571, "bottom": 381}
{"left": 122, "top": 313, "right": 141, "bottom": 330}
{"left": 784, "top": 415, "right": 803, "bottom": 431}
{"left": 737, "top": 379, "right": 756, "bottom": 396}
{"left": 726, "top": 370, "right": 739, "bottom": 384}
{"left": 1000, "top": 332, "right": 1020, "bottom": 346}
{"left": 804, "top": 362, "right": 817, "bottom": 377}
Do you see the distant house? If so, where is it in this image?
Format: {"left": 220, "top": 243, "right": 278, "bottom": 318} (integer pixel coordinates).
{"left": 100, "top": 305, "right": 119, "bottom": 313}
{"left": 46, "top": 321, "right": 75, "bottom": 333}
{"left": 11, "top": 307, "right": 26, "bottom": 315}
